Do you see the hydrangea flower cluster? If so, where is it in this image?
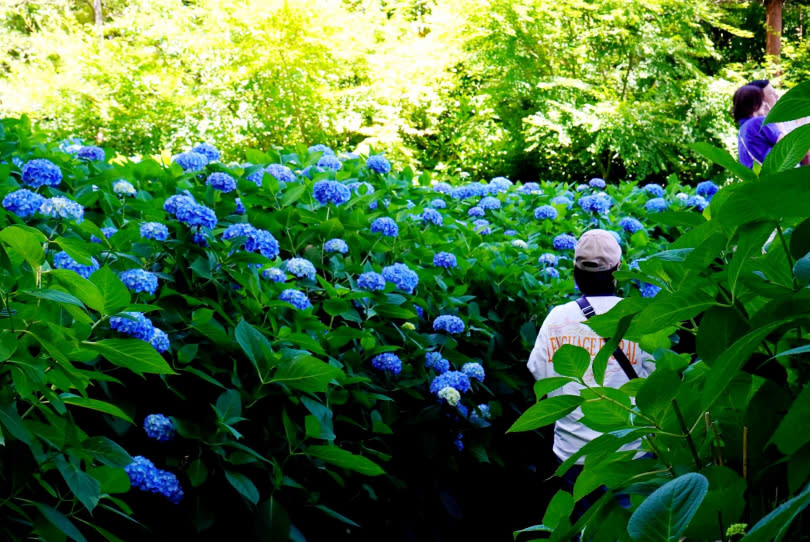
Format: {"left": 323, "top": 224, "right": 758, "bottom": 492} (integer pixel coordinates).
{"left": 207, "top": 172, "right": 236, "bottom": 193}
{"left": 381, "top": 263, "right": 418, "bottom": 294}
{"left": 643, "top": 184, "right": 665, "bottom": 198}
{"left": 317, "top": 155, "right": 342, "bottom": 171}
{"left": 22, "top": 158, "right": 62, "bottom": 188}
{"left": 430, "top": 199, "right": 446, "bottom": 209}
{"left": 640, "top": 283, "right": 662, "bottom": 298}
{"left": 371, "top": 353, "right": 402, "bottom": 375}
{"left": 433, "top": 252, "right": 457, "bottom": 269}
{"left": 91, "top": 226, "right": 118, "bottom": 243}
{"left": 77, "top": 145, "right": 105, "bottom": 161}
{"left": 173, "top": 151, "right": 208, "bottom": 172}
{"left": 144, "top": 414, "right": 175, "bottom": 441}
{"left": 191, "top": 143, "right": 221, "bottom": 162}
{"left": 39, "top": 197, "right": 84, "bottom": 222}
{"left": 618, "top": 217, "right": 644, "bottom": 234}
{"left": 222, "top": 223, "right": 280, "bottom": 259}
{"left": 235, "top": 198, "right": 245, "bottom": 214}
{"left": 140, "top": 222, "right": 170, "bottom": 241}
{"left": 262, "top": 268, "right": 286, "bottom": 282}
{"left": 279, "top": 289, "right": 311, "bottom": 310}
{"left": 535, "top": 205, "right": 558, "bottom": 220}
{"left": 686, "top": 195, "right": 708, "bottom": 211}
{"left": 53, "top": 251, "right": 99, "bottom": 279}
{"left": 543, "top": 267, "right": 561, "bottom": 279}
{"left": 473, "top": 219, "right": 491, "bottom": 234}
{"left": 478, "top": 196, "right": 501, "bottom": 210}
{"left": 124, "top": 456, "right": 184, "bottom": 504}
{"left": 578, "top": 193, "right": 613, "bottom": 214}
{"left": 461, "top": 362, "right": 485, "bottom": 382}
{"left": 110, "top": 312, "right": 155, "bottom": 341}
{"left": 371, "top": 217, "right": 399, "bottom": 237}
{"left": 150, "top": 329, "right": 170, "bottom": 352}
{"left": 468, "top": 206, "right": 485, "bottom": 217}
{"left": 645, "top": 198, "right": 668, "bottom": 213}
{"left": 433, "top": 315, "right": 465, "bottom": 334}
{"left": 696, "top": 180, "right": 718, "bottom": 200}
{"left": 425, "top": 352, "right": 450, "bottom": 373}
{"left": 421, "top": 208, "right": 443, "bottom": 225}
{"left": 429, "top": 371, "right": 471, "bottom": 395}
{"left": 470, "top": 404, "right": 492, "bottom": 427}
{"left": 489, "top": 176, "right": 513, "bottom": 192}
{"left": 550, "top": 195, "right": 573, "bottom": 208}
{"left": 589, "top": 178, "right": 606, "bottom": 189}
{"left": 538, "top": 253, "right": 558, "bottom": 267}
{"left": 120, "top": 269, "right": 159, "bottom": 295}
{"left": 512, "top": 239, "right": 528, "bottom": 249}
{"left": 324, "top": 238, "right": 349, "bottom": 254}
{"left": 164, "top": 195, "right": 218, "bottom": 229}
{"left": 517, "top": 182, "right": 541, "bottom": 194}
{"left": 308, "top": 144, "right": 334, "bottom": 156}
{"left": 285, "top": 257, "right": 316, "bottom": 281}
{"left": 2, "top": 189, "right": 45, "bottom": 218}
{"left": 358, "top": 271, "right": 386, "bottom": 291}
{"left": 433, "top": 182, "right": 452, "bottom": 194}
{"left": 113, "top": 179, "right": 136, "bottom": 196}
{"left": 313, "top": 180, "right": 351, "bottom": 205}
{"left": 553, "top": 233, "right": 577, "bottom": 250}
{"left": 366, "top": 155, "right": 391, "bottom": 174}
{"left": 438, "top": 386, "right": 461, "bottom": 406}
{"left": 450, "top": 183, "right": 490, "bottom": 200}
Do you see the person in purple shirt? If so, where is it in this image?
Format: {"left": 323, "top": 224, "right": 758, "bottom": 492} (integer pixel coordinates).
{"left": 733, "top": 84, "right": 782, "bottom": 169}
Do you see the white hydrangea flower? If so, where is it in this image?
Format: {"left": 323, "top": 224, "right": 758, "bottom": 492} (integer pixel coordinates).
{"left": 438, "top": 386, "right": 461, "bottom": 406}
{"left": 511, "top": 239, "right": 528, "bottom": 249}
{"left": 113, "top": 179, "right": 136, "bottom": 196}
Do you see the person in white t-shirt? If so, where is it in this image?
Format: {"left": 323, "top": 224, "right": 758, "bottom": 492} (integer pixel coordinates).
{"left": 527, "top": 229, "right": 655, "bottom": 515}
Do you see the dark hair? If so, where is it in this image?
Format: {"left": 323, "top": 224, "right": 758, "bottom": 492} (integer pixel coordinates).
{"left": 732, "top": 85, "right": 764, "bottom": 122}
{"left": 748, "top": 79, "right": 770, "bottom": 89}
{"left": 574, "top": 265, "right": 618, "bottom": 296}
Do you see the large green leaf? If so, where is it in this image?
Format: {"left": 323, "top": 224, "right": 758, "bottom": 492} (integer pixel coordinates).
{"left": 234, "top": 319, "right": 276, "bottom": 381}
{"left": 89, "top": 266, "right": 130, "bottom": 315}
{"left": 743, "top": 482, "right": 810, "bottom": 542}
{"left": 22, "top": 289, "right": 87, "bottom": 310}
{"left": 684, "top": 466, "right": 746, "bottom": 541}
{"left": 507, "top": 395, "right": 583, "bottom": 433}
{"left": 55, "top": 455, "right": 101, "bottom": 513}
{"left": 627, "top": 290, "right": 717, "bottom": 339}
{"left": 770, "top": 384, "right": 810, "bottom": 455}
{"left": 690, "top": 142, "right": 756, "bottom": 183}
{"left": 727, "top": 221, "right": 774, "bottom": 301}
{"left": 696, "top": 307, "right": 748, "bottom": 363}
{"left": 0, "top": 224, "right": 45, "bottom": 267}
{"left": 84, "top": 339, "right": 175, "bottom": 375}
{"left": 627, "top": 472, "right": 709, "bottom": 542}
{"left": 225, "top": 470, "right": 260, "bottom": 505}
{"left": 34, "top": 503, "right": 87, "bottom": 542}
{"left": 533, "top": 377, "right": 574, "bottom": 400}
{"left": 49, "top": 269, "right": 105, "bottom": 313}
{"left": 579, "top": 387, "right": 631, "bottom": 431}
{"left": 761, "top": 123, "right": 810, "bottom": 174}
{"left": 306, "top": 445, "right": 385, "bottom": 476}
{"left": 765, "top": 80, "right": 810, "bottom": 123}
{"left": 81, "top": 436, "right": 133, "bottom": 468}
{"left": 552, "top": 344, "right": 590, "bottom": 380}
{"left": 713, "top": 167, "right": 810, "bottom": 228}
{"left": 61, "top": 395, "right": 133, "bottom": 424}
{"left": 55, "top": 236, "right": 95, "bottom": 266}
{"left": 271, "top": 356, "right": 343, "bottom": 393}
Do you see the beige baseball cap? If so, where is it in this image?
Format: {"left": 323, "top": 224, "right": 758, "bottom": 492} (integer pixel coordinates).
{"left": 574, "top": 229, "right": 621, "bottom": 271}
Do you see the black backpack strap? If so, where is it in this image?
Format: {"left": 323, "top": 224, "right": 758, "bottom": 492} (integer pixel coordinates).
{"left": 576, "top": 297, "right": 639, "bottom": 381}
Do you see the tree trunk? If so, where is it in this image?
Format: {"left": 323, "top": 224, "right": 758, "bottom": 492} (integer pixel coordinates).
{"left": 765, "top": 0, "right": 783, "bottom": 60}
{"left": 93, "top": 0, "right": 103, "bottom": 43}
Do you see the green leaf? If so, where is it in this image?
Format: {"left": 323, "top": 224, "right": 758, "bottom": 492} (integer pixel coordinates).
{"left": 87, "top": 465, "right": 131, "bottom": 494}
{"left": 628, "top": 290, "right": 717, "bottom": 339}
{"left": 696, "top": 307, "right": 748, "bottom": 363}
{"left": 627, "top": 472, "right": 709, "bottom": 542}
{"left": 742, "top": 482, "right": 810, "bottom": 542}
{"left": 770, "top": 384, "right": 810, "bottom": 455}
{"left": 306, "top": 445, "right": 385, "bottom": 476}
{"left": 790, "top": 218, "right": 810, "bottom": 261}
{"left": 215, "top": 389, "right": 242, "bottom": 422}
{"left": 84, "top": 339, "right": 175, "bottom": 376}
{"left": 319, "top": 217, "right": 344, "bottom": 238}
{"left": 373, "top": 304, "right": 417, "bottom": 319}
{"left": 89, "top": 267, "right": 130, "bottom": 315}
{"left": 271, "top": 356, "right": 343, "bottom": 393}
{"left": 34, "top": 503, "right": 88, "bottom": 542}
{"left": 636, "top": 369, "right": 680, "bottom": 419}
{"left": 542, "top": 490, "right": 574, "bottom": 530}
{"left": 507, "top": 395, "right": 583, "bottom": 433}
{"left": 55, "top": 236, "right": 94, "bottom": 265}
{"left": 187, "top": 459, "right": 208, "bottom": 487}
{"left": 0, "top": 224, "right": 45, "bottom": 267}
{"left": 225, "top": 470, "right": 260, "bottom": 505}
{"left": 728, "top": 222, "right": 774, "bottom": 300}
{"left": 714, "top": 166, "right": 810, "bottom": 228}
{"left": 690, "top": 142, "right": 756, "bottom": 183}
{"left": 81, "top": 436, "right": 133, "bottom": 468}
{"left": 281, "top": 183, "right": 307, "bottom": 206}
{"left": 55, "top": 456, "right": 101, "bottom": 513}
{"left": 765, "top": 80, "right": 810, "bottom": 123}
{"left": 0, "top": 402, "right": 33, "bottom": 445}
{"left": 552, "top": 345, "right": 590, "bottom": 380}
{"left": 533, "top": 377, "right": 574, "bottom": 400}
{"left": 313, "top": 504, "right": 360, "bottom": 527}
{"left": 22, "top": 289, "right": 87, "bottom": 309}
{"left": 684, "top": 466, "right": 746, "bottom": 540}
{"left": 234, "top": 319, "right": 276, "bottom": 381}
{"left": 761, "top": 123, "right": 810, "bottom": 174}
{"left": 580, "top": 387, "right": 631, "bottom": 431}
{"left": 49, "top": 269, "right": 105, "bottom": 313}
{"left": 191, "top": 309, "right": 231, "bottom": 345}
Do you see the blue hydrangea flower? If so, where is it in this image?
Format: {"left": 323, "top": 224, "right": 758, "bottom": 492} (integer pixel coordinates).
{"left": 39, "top": 197, "right": 84, "bottom": 222}
{"left": 429, "top": 371, "right": 471, "bottom": 395}
{"left": 551, "top": 195, "right": 573, "bottom": 208}
{"left": 576, "top": 184, "right": 588, "bottom": 192}
{"left": 124, "top": 456, "right": 184, "bottom": 504}
{"left": 348, "top": 181, "right": 375, "bottom": 197}
{"left": 433, "top": 315, "right": 465, "bottom": 334}
{"left": 543, "top": 267, "right": 560, "bottom": 279}
{"left": 645, "top": 198, "right": 668, "bottom": 213}
{"left": 470, "top": 404, "right": 492, "bottom": 427}
{"left": 686, "top": 195, "right": 708, "bottom": 211}
{"left": 285, "top": 257, "right": 316, "bottom": 281}
{"left": 589, "top": 178, "right": 606, "bottom": 189}
{"left": 262, "top": 268, "right": 286, "bottom": 282}
{"left": 461, "top": 362, "right": 485, "bottom": 382}
{"left": 140, "top": 222, "right": 169, "bottom": 241}
{"left": 425, "top": 352, "right": 450, "bottom": 373}
{"left": 279, "top": 288, "right": 311, "bottom": 310}
{"left": 2, "top": 189, "right": 45, "bottom": 218}
{"left": 643, "top": 184, "right": 665, "bottom": 198}
{"left": 421, "top": 208, "right": 443, "bottom": 225}
{"left": 113, "top": 179, "right": 136, "bottom": 196}
{"left": 77, "top": 145, "right": 105, "bottom": 161}
{"left": 366, "top": 155, "right": 391, "bottom": 174}
{"left": 433, "top": 182, "right": 452, "bottom": 194}
{"left": 468, "top": 206, "right": 485, "bottom": 217}
{"left": 317, "top": 155, "right": 342, "bottom": 171}
{"left": 518, "top": 182, "right": 541, "bottom": 195}
{"left": 172, "top": 151, "right": 208, "bottom": 172}
{"left": 578, "top": 193, "right": 613, "bottom": 214}
{"left": 504, "top": 229, "right": 517, "bottom": 236}
{"left": 313, "top": 180, "right": 351, "bottom": 205}
{"left": 175, "top": 201, "right": 217, "bottom": 229}
{"left": 192, "top": 232, "right": 209, "bottom": 247}
{"left": 308, "top": 144, "right": 335, "bottom": 156}
{"left": 451, "top": 183, "right": 490, "bottom": 200}
{"left": 489, "top": 176, "right": 513, "bottom": 192}
{"left": 538, "top": 253, "right": 558, "bottom": 267}
{"left": 191, "top": 143, "right": 221, "bottom": 162}
{"left": 381, "top": 263, "right": 418, "bottom": 294}
{"left": 150, "top": 328, "right": 170, "bottom": 353}
{"left": 535, "top": 205, "right": 558, "bottom": 220}
{"left": 675, "top": 193, "right": 688, "bottom": 203}
{"left": 22, "top": 159, "right": 62, "bottom": 188}
{"left": 618, "top": 217, "right": 644, "bottom": 234}
{"left": 358, "top": 271, "right": 386, "bottom": 291}
{"left": 414, "top": 304, "right": 424, "bottom": 319}
{"left": 553, "top": 234, "right": 577, "bottom": 250}
{"left": 696, "top": 180, "right": 718, "bottom": 200}
{"left": 371, "top": 352, "right": 402, "bottom": 375}
{"left": 92, "top": 226, "right": 118, "bottom": 243}
{"left": 59, "top": 137, "right": 83, "bottom": 154}
{"left": 433, "top": 252, "right": 457, "bottom": 269}
{"left": 144, "top": 414, "right": 175, "bottom": 441}
{"left": 235, "top": 198, "right": 245, "bottom": 214}
{"left": 163, "top": 194, "right": 195, "bottom": 215}
{"left": 371, "top": 217, "right": 399, "bottom": 237}
{"left": 120, "top": 269, "right": 159, "bottom": 295}
{"left": 430, "top": 199, "right": 446, "bottom": 209}
{"left": 640, "top": 283, "right": 662, "bottom": 298}
{"left": 53, "top": 251, "right": 99, "bottom": 279}
{"left": 479, "top": 196, "right": 501, "bottom": 210}
{"left": 110, "top": 312, "right": 155, "bottom": 341}
{"left": 324, "top": 238, "right": 349, "bottom": 254}
{"left": 224, "top": 224, "right": 280, "bottom": 260}
{"left": 207, "top": 172, "right": 236, "bottom": 193}
{"left": 454, "top": 433, "right": 464, "bottom": 451}
{"left": 473, "top": 219, "right": 491, "bottom": 235}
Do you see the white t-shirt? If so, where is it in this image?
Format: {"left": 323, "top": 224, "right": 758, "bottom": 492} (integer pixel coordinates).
{"left": 527, "top": 296, "right": 655, "bottom": 464}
